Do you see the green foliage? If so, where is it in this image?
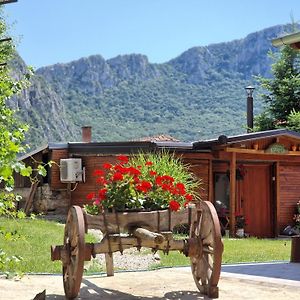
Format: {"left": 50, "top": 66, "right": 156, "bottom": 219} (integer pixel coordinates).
{"left": 0, "top": 13, "right": 53, "bottom": 275}
{"left": 287, "top": 109, "right": 300, "bottom": 131}
{"left": 255, "top": 26, "right": 300, "bottom": 131}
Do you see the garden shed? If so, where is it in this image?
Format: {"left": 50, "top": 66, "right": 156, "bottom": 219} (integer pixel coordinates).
{"left": 15, "top": 127, "right": 300, "bottom": 238}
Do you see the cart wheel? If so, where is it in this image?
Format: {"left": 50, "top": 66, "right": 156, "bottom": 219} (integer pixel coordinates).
{"left": 190, "top": 201, "right": 223, "bottom": 298}
{"left": 63, "top": 206, "right": 85, "bottom": 299}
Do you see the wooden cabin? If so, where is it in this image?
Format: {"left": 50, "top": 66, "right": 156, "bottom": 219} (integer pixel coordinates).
{"left": 15, "top": 128, "right": 300, "bottom": 238}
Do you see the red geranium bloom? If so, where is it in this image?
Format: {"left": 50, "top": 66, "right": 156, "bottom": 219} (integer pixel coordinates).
{"left": 161, "top": 183, "right": 172, "bottom": 191}
{"left": 149, "top": 170, "right": 157, "bottom": 176}
{"left": 117, "top": 155, "right": 129, "bottom": 164}
{"left": 185, "top": 194, "right": 193, "bottom": 201}
{"left": 176, "top": 182, "right": 185, "bottom": 190}
{"left": 93, "top": 169, "right": 104, "bottom": 176}
{"left": 98, "top": 188, "right": 107, "bottom": 200}
{"left": 96, "top": 177, "right": 107, "bottom": 185}
{"left": 114, "top": 165, "right": 127, "bottom": 174}
{"left": 103, "top": 163, "right": 112, "bottom": 169}
{"left": 86, "top": 192, "right": 96, "bottom": 200}
{"left": 136, "top": 181, "right": 152, "bottom": 193}
{"left": 133, "top": 176, "right": 140, "bottom": 184}
{"left": 169, "top": 200, "right": 181, "bottom": 211}
{"left": 112, "top": 172, "right": 124, "bottom": 181}
{"left": 145, "top": 161, "right": 153, "bottom": 166}
{"left": 128, "top": 167, "right": 141, "bottom": 176}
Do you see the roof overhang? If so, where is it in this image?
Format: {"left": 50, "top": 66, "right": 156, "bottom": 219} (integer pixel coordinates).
{"left": 272, "top": 31, "right": 300, "bottom": 49}
{"left": 193, "top": 129, "right": 300, "bottom": 150}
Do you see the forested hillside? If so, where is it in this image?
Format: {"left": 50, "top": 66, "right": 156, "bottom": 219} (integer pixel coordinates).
{"left": 11, "top": 24, "right": 292, "bottom": 147}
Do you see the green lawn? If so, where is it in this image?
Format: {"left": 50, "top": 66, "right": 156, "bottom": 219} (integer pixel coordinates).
{"left": 0, "top": 217, "right": 292, "bottom": 274}
{"left": 0, "top": 217, "right": 96, "bottom": 274}
{"left": 154, "top": 237, "right": 291, "bottom": 268}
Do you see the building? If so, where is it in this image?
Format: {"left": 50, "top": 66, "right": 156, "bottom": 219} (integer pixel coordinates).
{"left": 15, "top": 127, "right": 300, "bottom": 238}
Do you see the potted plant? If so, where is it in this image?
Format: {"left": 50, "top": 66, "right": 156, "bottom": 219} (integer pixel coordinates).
{"left": 292, "top": 200, "right": 300, "bottom": 234}
{"left": 235, "top": 215, "right": 246, "bottom": 237}
{"left": 84, "top": 151, "right": 201, "bottom": 215}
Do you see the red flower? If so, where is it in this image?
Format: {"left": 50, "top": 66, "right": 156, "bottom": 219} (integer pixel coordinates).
{"left": 112, "top": 172, "right": 124, "bottom": 181}
{"left": 93, "top": 169, "right": 104, "bottom": 176}
{"left": 136, "top": 181, "right": 152, "bottom": 193}
{"left": 175, "top": 182, "right": 186, "bottom": 195}
{"left": 114, "top": 165, "right": 127, "bottom": 174}
{"left": 161, "top": 183, "right": 172, "bottom": 191}
{"left": 156, "top": 175, "right": 175, "bottom": 186}
{"left": 185, "top": 194, "right": 193, "bottom": 201}
{"left": 145, "top": 161, "right": 153, "bottom": 166}
{"left": 128, "top": 167, "right": 141, "bottom": 176}
{"left": 86, "top": 192, "right": 96, "bottom": 200}
{"left": 169, "top": 200, "right": 181, "bottom": 211}
{"left": 96, "top": 177, "right": 107, "bottom": 185}
{"left": 117, "top": 155, "right": 129, "bottom": 164}
{"left": 149, "top": 170, "right": 157, "bottom": 176}
{"left": 98, "top": 188, "right": 107, "bottom": 200}
{"left": 103, "top": 163, "right": 112, "bottom": 169}
{"left": 133, "top": 176, "right": 140, "bottom": 184}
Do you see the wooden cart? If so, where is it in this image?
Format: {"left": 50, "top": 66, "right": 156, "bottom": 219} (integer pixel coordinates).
{"left": 51, "top": 201, "right": 223, "bottom": 299}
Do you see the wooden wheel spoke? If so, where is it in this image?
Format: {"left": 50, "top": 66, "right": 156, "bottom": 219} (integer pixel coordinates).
{"left": 189, "top": 201, "right": 223, "bottom": 298}
{"left": 62, "top": 206, "right": 85, "bottom": 299}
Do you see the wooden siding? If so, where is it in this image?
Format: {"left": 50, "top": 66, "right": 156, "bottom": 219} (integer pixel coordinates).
{"left": 278, "top": 163, "right": 300, "bottom": 233}
{"left": 182, "top": 158, "right": 210, "bottom": 202}
{"left": 71, "top": 155, "right": 118, "bottom": 206}
{"left": 50, "top": 149, "right": 69, "bottom": 190}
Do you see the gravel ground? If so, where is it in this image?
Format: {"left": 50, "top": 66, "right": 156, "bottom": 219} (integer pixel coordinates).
{"left": 86, "top": 229, "right": 161, "bottom": 272}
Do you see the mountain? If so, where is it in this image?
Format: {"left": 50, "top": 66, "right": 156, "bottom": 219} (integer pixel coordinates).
{"left": 8, "top": 54, "right": 76, "bottom": 147}
{"left": 11, "top": 24, "right": 294, "bottom": 146}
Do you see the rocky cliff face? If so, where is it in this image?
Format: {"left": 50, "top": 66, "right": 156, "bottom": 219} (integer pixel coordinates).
{"left": 169, "top": 25, "right": 289, "bottom": 84}
{"left": 8, "top": 54, "right": 75, "bottom": 146}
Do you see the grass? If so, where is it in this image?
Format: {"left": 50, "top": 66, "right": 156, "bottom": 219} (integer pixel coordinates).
{"left": 0, "top": 218, "right": 292, "bottom": 274}
{"left": 154, "top": 237, "right": 291, "bottom": 269}
{"left": 0, "top": 217, "right": 96, "bottom": 274}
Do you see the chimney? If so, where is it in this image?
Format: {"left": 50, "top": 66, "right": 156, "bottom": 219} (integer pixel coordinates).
{"left": 245, "top": 86, "right": 255, "bottom": 133}
{"left": 82, "top": 126, "right": 92, "bottom": 143}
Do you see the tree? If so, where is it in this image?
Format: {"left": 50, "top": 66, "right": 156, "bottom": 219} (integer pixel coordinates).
{"left": 0, "top": 12, "right": 34, "bottom": 215}
{"left": 254, "top": 32, "right": 300, "bottom": 132}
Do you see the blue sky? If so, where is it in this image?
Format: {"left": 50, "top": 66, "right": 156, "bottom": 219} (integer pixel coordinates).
{"left": 4, "top": 0, "right": 300, "bottom": 68}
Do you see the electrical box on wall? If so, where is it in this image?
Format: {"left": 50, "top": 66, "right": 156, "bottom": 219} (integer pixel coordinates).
{"left": 60, "top": 158, "right": 83, "bottom": 183}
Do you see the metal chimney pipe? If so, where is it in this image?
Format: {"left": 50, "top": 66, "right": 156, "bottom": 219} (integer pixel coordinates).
{"left": 82, "top": 126, "right": 92, "bottom": 143}
{"left": 245, "top": 86, "right": 255, "bottom": 133}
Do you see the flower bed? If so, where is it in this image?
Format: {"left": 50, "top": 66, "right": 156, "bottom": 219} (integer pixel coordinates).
{"left": 84, "top": 152, "right": 200, "bottom": 214}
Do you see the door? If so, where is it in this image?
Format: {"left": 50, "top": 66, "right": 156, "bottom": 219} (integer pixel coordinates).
{"left": 240, "top": 164, "right": 273, "bottom": 237}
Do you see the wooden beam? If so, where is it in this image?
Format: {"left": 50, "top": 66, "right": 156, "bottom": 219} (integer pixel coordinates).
{"left": 24, "top": 182, "right": 38, "bottom": 215}
{"left": 208, "top": 159, "right": 213, "bottom": 202}
{"left": 275, "top": 162, "right": 280, "bottom": 236}
{"left": 105, "top": 253, "right": 114, "bottom": 276}
{"left": 224, "top": 147, "right": 264, "bottom": 154}
{"left": 229, "top": 152, "right": 236, "bottom": 236}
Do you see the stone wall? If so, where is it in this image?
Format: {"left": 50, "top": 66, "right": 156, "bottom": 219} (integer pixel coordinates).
{"left": 15, "top": 184, "right": 70, "bottom": 214}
